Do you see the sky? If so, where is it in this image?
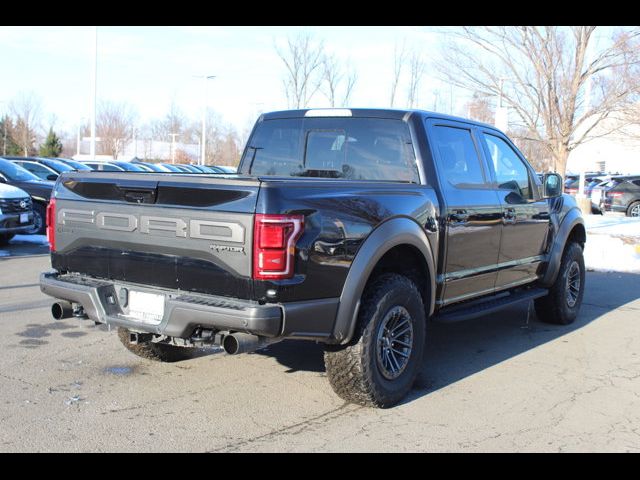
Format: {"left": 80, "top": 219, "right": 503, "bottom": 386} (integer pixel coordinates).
{"left": 0, "top": 26, "right": 457, "bottom": 137}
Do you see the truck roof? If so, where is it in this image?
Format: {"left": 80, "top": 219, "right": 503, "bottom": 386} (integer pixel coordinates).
{"left": 260, "top": 108, "right": 499, "bottom": 131}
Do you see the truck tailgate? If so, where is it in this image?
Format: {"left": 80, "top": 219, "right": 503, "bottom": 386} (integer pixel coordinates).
{"left": 51, "top": 172, "right": 260, "bottom": 299}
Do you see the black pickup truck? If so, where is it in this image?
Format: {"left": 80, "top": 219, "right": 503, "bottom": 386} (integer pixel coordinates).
{"left": 40, "top": 109, "right": 585, "bottom": 408}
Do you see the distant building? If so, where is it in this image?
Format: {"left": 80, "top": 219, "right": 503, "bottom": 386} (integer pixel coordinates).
{"left": 566, "top": 117, "right": 640, "bottom": 175}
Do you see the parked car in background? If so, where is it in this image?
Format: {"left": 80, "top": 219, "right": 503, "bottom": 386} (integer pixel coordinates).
{"left": 0, "top": 157, "right": 53, "bottom": 234}
{"left": 81, "top": 161, "right": 123, "bottom": 172}
{"left": 176, "top": 164, "right": 201, "bottom": 173}
{"left": 130, "top": 161, "right": 172, "bottom": 173}
{"left": 83, "top": 161, "right": 147, "bottom": 172}
{"left": 167, "top": 164, "right": 188, "bottom": 173}
{"left": 564, "top": 173, "right": 605, "bottom": 196}
{"left": 0, "top": 182, "right": 34, "bottom": 245}
{"left": 6, "top": 156, "right": 76, "bottom": 181}
{"left": 214, "top": 165, "right": 238, "bottom": 173}
{"left": 189, "top": 164, "right": 222, "bottom": 173}
{"left": 53, "top": 158, "right": 93, "bottom": 171}
{"left": 159, "top": 163, "right": 184, "bottom": 173}
{"left": 600, "top": 175, "right": 640, "bottom": 217}
{"left": 129, "top": 163, "right": 154, "bottom": 172}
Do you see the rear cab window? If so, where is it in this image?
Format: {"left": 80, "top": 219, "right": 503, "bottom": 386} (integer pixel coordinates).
{"left": 242, "top": 117, "right": 419, "bottom": 182}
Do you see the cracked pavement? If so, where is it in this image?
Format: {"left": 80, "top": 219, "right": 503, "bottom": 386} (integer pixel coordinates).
{"left": 1, "top": 254, "right": 639, "bottom": 452}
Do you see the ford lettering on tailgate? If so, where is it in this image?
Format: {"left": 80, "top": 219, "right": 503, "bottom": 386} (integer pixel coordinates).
{"left": 58, "top": 209, "right": 245, "bottom": 243}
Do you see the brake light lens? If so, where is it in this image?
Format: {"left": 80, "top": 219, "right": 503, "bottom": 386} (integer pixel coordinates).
{"left": 253, "top": 214, "right": 304, "bottom": 280}
{"left": 46, "top": 197, "right": 56, "bottom": 252}
{"left": 608, "top": 191, "right": 623, "bottom": 198}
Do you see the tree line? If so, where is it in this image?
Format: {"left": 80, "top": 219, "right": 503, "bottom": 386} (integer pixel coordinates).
{"left": 0, "top": 94, "right": 244, "bottom": 166}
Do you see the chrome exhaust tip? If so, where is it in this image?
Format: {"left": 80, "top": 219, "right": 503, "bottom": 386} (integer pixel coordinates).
{"left": 51, "top": 301, "right": 74, "bottom": 320}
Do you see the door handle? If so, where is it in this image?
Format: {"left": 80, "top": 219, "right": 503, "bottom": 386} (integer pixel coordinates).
{"left": 503, "top": 208, "right": 517, "bottom": 224}
{"left": 449, "top": 210, "right": 469, "bottom": 223}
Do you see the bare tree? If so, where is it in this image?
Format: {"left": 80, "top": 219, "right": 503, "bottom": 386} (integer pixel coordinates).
{"left": 406, "top": 51, "right": 426, "bottom": 109}
{"left": 150, "top": 98, "right": 186, "bottom": 141}
{"left": 508, "top": 128, "right": 555, "bottom": 172}
{"left": 436, "top": 26, "right": 640, "bottom": 176}
{"left": 321, "top": 54, "right": 358, "bottom": 107}
{"left": 96, "top": 100, "right": 137, "bottom": 159}
{"left": 343, "top": 64, "right": 357, "bottom": 106}
{"left": 465, "top": 91, "right": 495, "bottom": 123}
{"left": 9, "top": 92, "right": 42, "bottom": 156}
{"left": 390, "top": 42, "right": 407, "bottom": 108}
{"left": 276, "top": 32, "right": 325, "bottom": 109}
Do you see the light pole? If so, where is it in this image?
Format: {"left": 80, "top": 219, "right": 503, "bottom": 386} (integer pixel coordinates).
{"left": 169, "top": 133, "right": 180, "bottom": 163}
{"left": 194, "top": 75, "right": 216, "bottom": 165}
{"left": 495, "top": 78, "right": 509, "bottom": 131}
{"left": 0, "top": 101, "right": 6, "bottom": 156}
{"left": 132, "top": 127, "right": 137, "bottom": 158}
{"left": 76, "top": 117, "right": 86, "bottom": 157}
{"left": 89, "top": 26, "right": 98, "bottom": 161}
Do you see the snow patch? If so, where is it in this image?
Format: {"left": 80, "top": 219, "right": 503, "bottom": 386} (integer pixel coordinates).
{"left": 584, "top": 214, "right": 640, "bottom": 273}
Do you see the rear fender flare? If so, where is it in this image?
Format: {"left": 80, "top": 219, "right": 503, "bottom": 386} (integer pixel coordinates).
{"left": 332, "top": 217, "right": 436, "bottom": 345}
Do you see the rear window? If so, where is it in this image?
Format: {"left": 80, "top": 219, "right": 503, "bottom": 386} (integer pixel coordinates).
{"left": 242, "top": 117, "right": 419, "bottom": 182}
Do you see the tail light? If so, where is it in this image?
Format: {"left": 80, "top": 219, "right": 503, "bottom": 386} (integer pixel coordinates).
{"left": 608, "top": 191, "right": 623, "bottom": 198}
{"left": 253, "top": 214, "right": 304, "bottom": 280}
{"left": 565, "top": 188, "right": 577, "bottom": 195}
{"left": 46, "top": 198, "right": 56, "bottom": 252}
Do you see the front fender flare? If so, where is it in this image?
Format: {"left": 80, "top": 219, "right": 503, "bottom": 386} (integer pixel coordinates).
{"left": 332, "top": 217, "right": 436, "bottom": 345}
{"left": 540, "top": 207, "right": 585, "bottom": 287}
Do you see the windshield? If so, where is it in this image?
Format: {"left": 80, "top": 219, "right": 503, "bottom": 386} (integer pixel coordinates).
{"left": 242, "top": 117, "right": 419, "bottom": 182}
{"left": 0, "top": 158, "right": 42, "bottom": 181}
{"left": 56, "top": 159, "right": 92, "bottom": 171}
{"left": 114, "top": 162, "right": 146, "bottom": 172}
{"left": 41, "top": 158, "right": 74, "bottom": 173}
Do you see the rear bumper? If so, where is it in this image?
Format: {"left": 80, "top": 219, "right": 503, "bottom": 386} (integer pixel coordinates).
{"left": 39, "top": 271, "right": 338, "bottom": 341}
{"left": 602, "top": 202, "right": 626, "bottom": 213}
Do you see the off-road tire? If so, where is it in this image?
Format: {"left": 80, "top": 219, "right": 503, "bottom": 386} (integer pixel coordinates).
{"left": 627, "top": 201, "right": 640, "bottom": 218}
{"left": 324, "top": 273, "right": 426, "bottom": 408}
{"left": 117, "top": 327, "right": 194, "bottom": 362}
{"left": 535, "top": 242, "right": 585, "bottom": 325}
{"left": 0, "top": 234, "right": 14, "bottom": 246}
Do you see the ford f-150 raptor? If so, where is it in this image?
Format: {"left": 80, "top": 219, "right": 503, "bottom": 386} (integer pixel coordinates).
{"left": 40, "top": 109, "right": 585, "bottom": 408}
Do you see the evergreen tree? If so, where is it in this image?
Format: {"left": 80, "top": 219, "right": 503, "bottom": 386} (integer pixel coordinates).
{"left": 39, "top": 127, "right": 63, "bottom": 157}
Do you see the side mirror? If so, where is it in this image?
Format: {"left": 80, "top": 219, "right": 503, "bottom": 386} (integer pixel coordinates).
{"left": 542, "top": 173, "right": 563, "bottom": 198}
{"left": 46, "top": 174, "right": 58, "bottom": 181}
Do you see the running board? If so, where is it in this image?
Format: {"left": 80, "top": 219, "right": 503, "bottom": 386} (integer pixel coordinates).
{"left": 433, "top": 288, "right": 548, "bottom": 323}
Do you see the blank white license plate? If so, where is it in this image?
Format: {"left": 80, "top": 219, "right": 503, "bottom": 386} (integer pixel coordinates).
{"left": 128, "top": 291, "right": 165, "bottom": 325}
{"left": 20, "top": 213, "right": 28, "bottom": 223}
{"left": 592, "top": 190, "right": 601, "bottom": 203}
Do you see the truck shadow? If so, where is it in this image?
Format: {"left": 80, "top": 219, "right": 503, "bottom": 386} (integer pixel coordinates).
{"left": 0, "top": 235, "right": 49, "bottom": 258}
{"left": 258, "top": 271, "right": 640, "bottom": 403}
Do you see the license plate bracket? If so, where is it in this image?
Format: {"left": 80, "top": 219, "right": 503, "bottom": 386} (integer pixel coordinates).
{"left": 127, "top": 290, "right": 165, "bottom": 325}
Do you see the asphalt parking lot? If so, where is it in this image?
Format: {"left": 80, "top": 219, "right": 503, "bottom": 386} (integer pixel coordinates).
{"left": 1, "top": 241, "right": 639, "bottom": 452}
